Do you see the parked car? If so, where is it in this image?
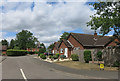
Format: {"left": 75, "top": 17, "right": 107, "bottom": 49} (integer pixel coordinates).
{"left": 44, "top": 52, "right": 53, "bottom": 56}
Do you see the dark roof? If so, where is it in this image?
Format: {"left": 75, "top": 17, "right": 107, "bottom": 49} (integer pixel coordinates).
{"left": 70, "top": 33, "right": 113, "bottom": 47}
{"left": 54, "top": 42, "right": 61, "bottom": 50}
{"left": 62, "top": 39, "right": 72, "bottom": 48}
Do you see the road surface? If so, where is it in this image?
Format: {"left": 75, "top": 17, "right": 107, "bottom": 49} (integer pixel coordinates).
{"left": 1, "top": 55, "right": 119, "bottom": 81}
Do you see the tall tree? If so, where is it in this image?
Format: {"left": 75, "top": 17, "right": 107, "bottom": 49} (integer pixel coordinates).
{"left": 87, "top": 1, "right": 120, "bottom": 37}
{"left": 1, "top": 39, "right": 8, "bottom": 46}
{"left": 59, "top": 32, "right": 70, "bottom": 42}
{"left": 47, "top": 43, "right": 54, "bottom": 50}
{"left": 16, "top": 30, "right": 38, "bottom": 50}
{"left": 9, "top": 39, "right": 15, "bottom": 49}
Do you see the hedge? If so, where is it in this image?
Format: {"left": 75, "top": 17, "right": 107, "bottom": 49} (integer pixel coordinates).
{"left": 84, "top": 50, "right": 92, "bottom": 63}
{"left": 6, "top": 49, "right": 27, "bottom": 56}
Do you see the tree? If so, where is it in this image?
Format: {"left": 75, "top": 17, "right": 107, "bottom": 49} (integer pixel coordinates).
{"left": 1, "top": 39, "right": 8, "bottom": 46}
{"left": 9, "top": 39, "right": 15, "bottom": 49}
{"left": 39, "top": 43, "right": 46, "bottom": 53}
{"left": 47, "top": 43, "right": 54, "bottom": 50}
{"left": 59, "top": 32, "right": 70, "bottom": 42}
{"left": 16, "top": 30, "right": 38, "bottom": 50}
{"left": 87, "top": 1, "right": 120, "bottom": 37}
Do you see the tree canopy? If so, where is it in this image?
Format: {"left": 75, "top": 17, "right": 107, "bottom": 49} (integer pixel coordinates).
{"left": 16, "top": 30, "right": 38, "bottom": 50}
{"left": 1, "top": 39, "right": 8, "bottom": 46}
{"left": 9, "top": 39, "right": 15, "bottom": 49}
{"left": 87, "top": 1, "right": 120, "bottom": 37}
{"left": 59, "top": 32, "right": 70, "bottom": 42}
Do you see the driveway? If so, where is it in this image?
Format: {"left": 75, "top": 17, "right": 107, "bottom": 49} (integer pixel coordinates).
{"left": 1, "top": 55, "right": 119, "bottom": 81}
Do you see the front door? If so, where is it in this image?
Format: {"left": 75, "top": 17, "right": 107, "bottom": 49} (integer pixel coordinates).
{"left": 64, "top": 48, "right": 68, "bottom": 57}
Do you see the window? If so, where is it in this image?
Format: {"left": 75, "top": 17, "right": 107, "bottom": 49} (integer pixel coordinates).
{"left": 74, "top": 47, "right": 80, "bottom": 50}
{"left": 61, "top": 48, "right": 63, "bottom": 53}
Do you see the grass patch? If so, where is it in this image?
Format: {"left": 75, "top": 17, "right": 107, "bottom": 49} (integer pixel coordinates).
{"left": 55, "top": 61, "right": 118, "bottom": 71}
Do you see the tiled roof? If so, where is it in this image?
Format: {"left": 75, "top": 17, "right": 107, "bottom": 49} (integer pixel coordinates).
{"left": 54, "top": 42, "right": 61, "bottom": 50}
{"left": 71, "top": 33, "right": 113, "bottom": 47}
{"left": 62, "top": 39, "right": 72, "bottom": 48}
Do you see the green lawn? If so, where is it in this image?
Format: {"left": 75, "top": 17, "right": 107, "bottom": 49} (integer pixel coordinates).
{"left": 55, "top": 61, "right": 118, "bottom": 71}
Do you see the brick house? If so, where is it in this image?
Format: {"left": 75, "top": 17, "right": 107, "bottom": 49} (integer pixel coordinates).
{"left": 58, "top": 33, "right": 120, "bottom": 58}
{"left": 52, "top": 42, "right": 60, "bottom": 54}
{"left": 0, "top": 45, "right": 7, "bottom": 54}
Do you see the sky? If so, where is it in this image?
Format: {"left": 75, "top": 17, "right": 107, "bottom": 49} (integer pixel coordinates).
{"left": 0, "top": 0, "right": 114, "bottom": 47}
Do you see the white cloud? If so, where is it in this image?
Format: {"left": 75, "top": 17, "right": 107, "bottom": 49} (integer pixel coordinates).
{"left": 1, "top": 1, "right": 95, "bottom": 47}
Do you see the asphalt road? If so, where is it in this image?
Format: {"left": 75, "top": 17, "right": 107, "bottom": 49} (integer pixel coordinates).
{"left": 1, "top": 55, "right": 119, "bottom": 80}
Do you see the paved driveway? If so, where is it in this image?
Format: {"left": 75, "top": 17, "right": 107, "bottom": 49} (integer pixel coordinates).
{"left": 1, "top": 55, "right": 119, "bottom": 81}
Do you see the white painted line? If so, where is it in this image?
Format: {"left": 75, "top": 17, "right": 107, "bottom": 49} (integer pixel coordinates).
{"left": 20, "top": 69, "right": 28, "bottom": 81}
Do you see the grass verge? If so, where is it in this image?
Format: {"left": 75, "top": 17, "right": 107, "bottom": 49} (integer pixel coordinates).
{"left": 55, "top": 61, "right": 118, "bottom": 71}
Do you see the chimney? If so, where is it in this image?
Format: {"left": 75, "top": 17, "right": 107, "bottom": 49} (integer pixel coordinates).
{"left": 94, "top": 32, "right": 97, "bottom": 36}
{"left": 94, "top": 31, "right": 98, "bottom": 41}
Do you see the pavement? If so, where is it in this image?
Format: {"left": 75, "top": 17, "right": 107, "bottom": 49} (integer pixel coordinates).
{"left": 1, "top": 55, "right": 119, "bottom": 81}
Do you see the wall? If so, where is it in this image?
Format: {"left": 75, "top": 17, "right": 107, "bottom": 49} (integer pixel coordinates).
{"left": 59, "top": 42, "right": 71, "bottom": 57}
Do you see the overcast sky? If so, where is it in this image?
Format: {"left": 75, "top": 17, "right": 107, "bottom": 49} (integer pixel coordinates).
{"left": 0, "top": 0, "right": 114, "bottom": 47}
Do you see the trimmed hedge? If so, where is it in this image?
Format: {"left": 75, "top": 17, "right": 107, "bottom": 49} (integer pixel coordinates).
{"left": 28, "top": 51, "right": 35, "bottom": 55}
{"left": 6, "top": 49, "right": 27, "bottom": 56}
{"left": 84, "top": 50, "right": 92, "bottom": 63}
{"left": 71, "top": 54, "right": 79, "bottom": 61}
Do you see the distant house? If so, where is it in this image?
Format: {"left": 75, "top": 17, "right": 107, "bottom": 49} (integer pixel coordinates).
{"left": 58, "top": 33, "right": 120, "bottom": 58}
{"left": 52, "top": 42, "right": 60, "bottom": 54}
{"left": 0, "top": 45, "right": 7, "bottom": 54}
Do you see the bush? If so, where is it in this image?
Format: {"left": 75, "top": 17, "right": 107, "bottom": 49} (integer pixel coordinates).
{"left": 6, "top": 49, "right": 27, "bottom": 56}
{"left": 49, "top": 55, "right": 53, "bottom": 59}
{"left": 55, "top": 53, "right": 60, "bottom": 59}
{"left": 97, "top": 51, "right": 102, "bottom": 61}
{"left": 60, "top": 55, "right": 66, "bottom": 59}
{"left": 113, "top": 60, "right": 120, "bottom": 67}
{"left": 39, "top": 48, "right": 46, "bottom": 54}
{"left": 84, "top": 50, "right": 92, "bottom": 63}
{"left": 53, "top": 55, "right": 57, "bottom": 59}
{"left": 71, "top": 54, "right": 79, "bottom": 61}
{"left": 40, "top": 54, "right": 46, "bottom": 59}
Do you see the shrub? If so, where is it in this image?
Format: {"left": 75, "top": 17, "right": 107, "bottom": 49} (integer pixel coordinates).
{"left": 53, "top": 55, "right": 57, "bottom": 59}
{"left": 55, "top": 53, "right": 60, "bottom": 59}
{"left": 49, "top": 55, "right": 53, "bottom": 59}
{"left": 97, "top": 51, "right": 103, "bottom": 61}
{"left": 6, "top": 49, "right": 27, "bottom": 56}
{"left": 60, "top": 55, "right": 66, "bottom": 59}
{"left": 71, "top": 54, "right": 79, "bottom": 61}
{"left": 40, "top": 54, "right": 46, "bottom": 59}
{"left": 84, "top": 50, "right": 92, "bottom": 63}
{"left": 113, "top": 60, "right": 120, "bottom": 67}
{"left": 39, "top": 48, "right": 46, "bottom": 54}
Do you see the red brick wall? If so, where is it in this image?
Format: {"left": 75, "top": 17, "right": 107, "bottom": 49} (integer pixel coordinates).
{"left": 59, "top": 41, "right": 71, "bottom": 57}
{"left": 68, "top": 35, "right": 84, "bottom": 49}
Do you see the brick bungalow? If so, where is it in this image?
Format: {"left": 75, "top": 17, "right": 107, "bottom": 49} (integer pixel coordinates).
{"left": 1, "top": 45, "right": 7, "bottom": 54}
{"left": 58, "top": 33, "right": 120, "bottom": 58}
{"left": 52, "top": 42, "right": 60, "bottom": 54}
